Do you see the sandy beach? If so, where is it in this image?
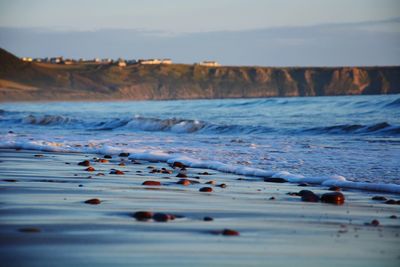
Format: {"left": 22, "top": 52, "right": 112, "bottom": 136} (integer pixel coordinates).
{"left": 0, "top": 148, "right": 399, "bottom": 267}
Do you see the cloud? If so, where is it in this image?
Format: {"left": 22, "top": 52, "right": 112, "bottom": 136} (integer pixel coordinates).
{"left": 0, "top": 18, "right": 399, "bottom": 66}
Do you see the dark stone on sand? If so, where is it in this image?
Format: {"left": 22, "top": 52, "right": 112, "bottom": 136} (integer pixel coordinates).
{"left": 8, "top": 131, "right": 14, "bottom": 134}
{"left": 205, "top": 180, "right": 216, "bottom": 185}
{"left": 150, "top": 169, "right": 160, "bottom": 173}
{"left": 328, "top": 186, "right": 341, "bottom": 192}
{"left": 176, "top": 173, "right": 187, "bottom": 178}
{"left": 34, "top": 154, "right": 44, "bottom": 158}
{"left": 118, "top": 162, "right": 125, "bottom": 166}
{"left": 142, "top": 180, "right": 161, "bottom": 186}
{"left": 198, "top": 172, "right": 211, "bottom": 175}
{"left": 371, "top": 219, "right": 380, "bottom": 226}
{"left": 131, "top": 160, "right": 141, "bottom": 164}
{"left": 85, "top": 167, "right": 95, "bottom": 172}
{"left": 203, "top": 216, "right": 214, "bottom": 221}
{"left": 264, "top": 177, "right": 287, "bottom": 183}
{"left": 133, "top": 211, "right": 153, "bottom": 221}
{"left": 218, "top": 183, "right": 227, "bottom": 188}
{"left": 385, "top": 199, "right": 396, "bottom": 205}
{"left": 119, "top": 152, "right": 130, "bottom": 157}
{"left": 98, "top": 158, "right": 109, "bottom": 163}
{"left": 19, "top": 227, "right": 41, "bottom": 233}
{"left": 177, "top": 179, "right": 191, "bottom": 186}
{"left": 84, "top": 198, "right": 101, "bottom": 205}
{"left": 397, "top": 200, "right": 400, "bottom": 205}
{"left": 321, "top": 192, "right": 345, "bottom": 205}
{"left": 287, "top": 192, "right": 300, "bottom": 196}
{"left": 161, "top": 169, "right": 173, "bottom": 174}
{"left": 222, "top": 229, "right": 240, "bottom": 236}
{"left": 153, "top": 213, "right": 172, "bottom": 222}
{"left": 78, "top": 184, "right": 83, "bottom": 187}
{"left": 300, "top": 190, "right": 320, "bottom": 202}
{"left": 389, "top": 215, "right": 397, "bottom": 219}
{"left": 104, "top": 155, "right": 112, "bottom": 159}
{"left": 298, "top": 183, "right": 310, "bottom": 187}
{"left": 269, "top": 197, "right": 276, "bottom": 200}
{"left": 96, "top": 173, "right": 105, "bottom": 176}
{"left": 110, "top": 169, "right": 124, "bottom": 175}
{"left": 3, "top": 179, "right": 17, "bottom": 182}
{"left": 199, "top": 187, "right": 213, "bottom": 192}
{"left": 78, "top": 160, "right": 90, "bottom": 166}
{"left": 372, "top": 196, "right": 387, "bottom": 201}
{"left": 172, "top": 161, "right": 186, "bottom": 168}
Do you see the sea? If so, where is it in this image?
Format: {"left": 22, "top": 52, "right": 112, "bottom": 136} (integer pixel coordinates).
{"left": 1, "top": 95, "right": 400, "bottom": 193}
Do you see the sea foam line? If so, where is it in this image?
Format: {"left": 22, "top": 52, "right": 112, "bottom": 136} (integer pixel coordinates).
{"left": 1, "top": 140, "right": 399, "bottom": 194}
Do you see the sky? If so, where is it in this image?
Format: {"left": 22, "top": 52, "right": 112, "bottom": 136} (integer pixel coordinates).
{"left": 0, "top": 0, "right": 399, "bottom": 66}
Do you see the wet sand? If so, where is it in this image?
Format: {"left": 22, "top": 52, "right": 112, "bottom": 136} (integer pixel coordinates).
{"left": 0, "top": 149, "right": 399, "bottom": 267}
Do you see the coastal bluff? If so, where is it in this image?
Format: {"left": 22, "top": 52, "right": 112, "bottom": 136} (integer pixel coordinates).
{"left": 1, "top": 48, "right": 399, "bottom": 101}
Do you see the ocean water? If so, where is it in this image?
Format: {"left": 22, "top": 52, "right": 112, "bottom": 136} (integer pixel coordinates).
{"left": 1, "top": 95, "right": 400, "bottom": 193}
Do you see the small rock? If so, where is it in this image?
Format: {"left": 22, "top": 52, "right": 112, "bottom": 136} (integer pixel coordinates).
{"left": 2, "top": 179, "right": 17, "bottom": 182}
{"left": 98, "top": 158, "right": 109, "bottom": 163}
{"left": 372, "top": 196, "right": 387, "bottom": 201}
{"left": 153, "top": 213, "right": 172, "bottom": 222}
{"left": 264, "top": 177, "right": 287, "bottom": 183}
{"left": 161, "top": 169, "right": 173, "bottom": 174}
{"left": 84, "top": 198, "right": 101, "bottom": 205}
{"left": 96, "top": 173, "right": 105, "bottom": 176}
{"left": 118, "top": 162, "right": 126, "bottom": 166}
{"left": 222, "top": 229, "right": 240, "bottom": 236}
{"left": 131, "top": 160, "right": 141, "bottom": 165}
{"left": 321, "top": 192, "right": 345, "bottom": 205}
{"left": 34, "top": 154, "right": 44, "bottom": 158}
{"left": 287, "top": 192, "right": 300, "bottom": 196}
{"left": 110, "top": 169, "right": 124, "bottom": 175}
{"left": 371, "top": 219, "right": 380, "bottom": 226}
{"left": 328, "top": 186, "right": 341, "bottom": 192}
{"left": 104, "top": 155, "right": 112, "bottom": 159}
{"left": 203, "top": 216, "right": 214, "bottom": 221}
{"left": 298, "top": 183, "right": 310, "bottom": 187}
{"left": 176, "top": 172, "right": 187, "bottom": 178}
{"left": 389, "top": 215, "right": 397, "bottom": 219}
{"left": 119, "top": 152, "right": 130, "bottom": 157}
{"left": 198, "top": 172, "right": 211, "bottom": 175}
{"left": 205, "top": 180, "right": 216, "bottom": 185}
{"left": 78, "top": 160, "right": 90, "bottom": 166}
{"left": 300, "top": 190, "right": 320, "bottom": 202}
{"left": 199, "top": 187, "right": 213, "bottom": 192}
{"left": 269, "top": 196, "right": 276, "bottom": 200}
{"left": 18, "top": 227, "right": 41, "bottom": 233}
{"left": 177, "top": 179, "right": 191, "bottom": 186}
{"left": 172, "top": 161, "right": 186, "bottom": 168}
{"left": 142, "top": 180, "right": 161, "bottom": 186}
{"left": 85, "top": 167, "right": 95, "bottom": 172}
{"left": 133, "top": 211, "right": 153, "bottom": 221}
{"left": 385, "top": 199, "right": 396, "bottom": 205}
{"left": 218, "top": 183, "right": 227, "bottom": 188}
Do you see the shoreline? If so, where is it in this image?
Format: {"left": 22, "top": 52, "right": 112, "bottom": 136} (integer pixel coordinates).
{"left": 0, "top": 149, "right": 399, "bottom": 266}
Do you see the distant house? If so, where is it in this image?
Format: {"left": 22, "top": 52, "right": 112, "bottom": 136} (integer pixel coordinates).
{"left": 102, "top": 58, "right": 113, "bottom": 64}
{"left": 198, "top": 61, "right": 221, "bottom": 67}
{"left": 138, "top": 58, "right": 172, "bottom": 65}
{"left": 21, "top": 57, "right": 33, "bottom": 62}
{"left": 117, "top": 60, "right": 127, "bottom": 67}
{"left": 63, "top": 59, "right": 75, "bottom": 65}
{"left": 33, "top": 58, "right": 42, "bottom": 62}
{"left": 50, "top": 57, "right": 63, "bottom": 64}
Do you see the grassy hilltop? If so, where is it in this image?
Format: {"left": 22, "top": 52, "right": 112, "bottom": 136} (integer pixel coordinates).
{"left": 1, "top": 48, "right": 399, "bottom": 101}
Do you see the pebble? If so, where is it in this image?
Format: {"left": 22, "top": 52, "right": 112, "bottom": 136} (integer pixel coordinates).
{"left": 172, "top": 161, "right": 186, "bottom": 168}
{"left": 85, "top": 167, "right": 95, "bottom": 172}
{"left": 321, "top": 192, "right": 345, "bottom": 205}
{"left": 299, "top": 190, "right": 320, "bottom": 202}
{"left": 118, "top": 162, "right": 126, "bottom": 166}
{"left": 371, "top": 219, "right": 380, "bottom": 226}
{"left": 153, "top": 213, "right": 173, "bottom": 222}
{"left": 3, "top": 179, "right": 17, "bottom": 182}
{"left": 18, "top": 227, "right": 41, "bottom": 233}
{"left": 203, "top": 216, "right": 214, "bottom": 221}
{"left": 218, "top": 183, "right": 227, "bottom": 188}
{"left": 205, "top": 180, "right": 216, "bottom": 185}
{"left": 389, "top": 215, "right": 397, "bottom": 219}
{"left": 177, "top": 179, "right": 191, "bottom": 186}
{"left": 119, "top": 152, "right": 130, "bottom": 157}
{"left": 84, "top": 198, "right": 101, "bottom": 205}
{"left": 264, "top": 177, "right": 287, "bottom": 183}
{"left": 198, "top": 172, "right": 211, "bottom": 175}
{"left": 199, "top": 187, "right": 213, "bottom": 192}
{"left": 110, "top": 170, "right": 124, "bottom": 175}
{"left": 133, "top": 211, "right": 153, "bottom": 221}
{"left": 222, "top": 229, "right": 240, "bottom": 236}
{"left": 98, "top": 159, "right": 109, "bottom": 163}
{"left": 34, "top": 154, "right": 44, "bottom": 158}
{"left": 298, "top": 183, "right": 310, "bottom": 187}
{"left": 78, "top": 160, "right": 90, "bottom": 166}
{"left": 269, "top": 196, "right": 276, "bottom": 200}
{"left": 104, "top": 155, "right": 112, "bottom": 159}
{"left": 385, "top": 199, "right": 396, "bottom": 205}
{"left": 176, "top": 173, "right": 188, "bottom": 178}
{"left": 372, "top": 196, "right": 387, "bottom": 201}
{"left": 142, "top": 180, "right": 161, "bottom": 186}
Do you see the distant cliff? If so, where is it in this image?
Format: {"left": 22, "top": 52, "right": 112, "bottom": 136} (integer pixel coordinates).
{"left": 1, "top": 48, "right": 399, "bottom": 101}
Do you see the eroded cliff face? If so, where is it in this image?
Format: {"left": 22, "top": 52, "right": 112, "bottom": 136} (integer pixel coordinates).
{"left": 0, "top": 48, "right": 399, "bottom": 101}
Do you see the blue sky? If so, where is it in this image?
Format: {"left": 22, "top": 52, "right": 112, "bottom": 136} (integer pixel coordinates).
{"left": 0, "top": 0, "right": 399, "bottom": 66}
